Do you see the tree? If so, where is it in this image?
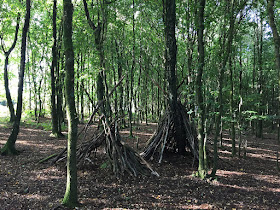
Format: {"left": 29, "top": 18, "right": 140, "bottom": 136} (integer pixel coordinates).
{"left": 196, "top": 0, "right": 207, "bottom": 179}
{"left": 0, "top": 12, "right": 20, "bottom": 122}
{"left": 62, "top": 0, "right": 79, "bottom": 207}
{"left": 267, "top": 0, "right": 280, "bottom": 142}
{"left": 50, "top": 0, "right": 63, "bottom": 137}
{"left": 1, "top": 0, "right": 31, "bottom": 156}
{"left": 141, "top": 0, "right": 199, "bottom": 163}
{"left": 164, "top": 0, "right": 188, "bottom": 155}
{"left": 211, "top": 0, "right": 247, "bottom": 177}
{"left": 82, "top": 0, "right": 107, "bottom": 115}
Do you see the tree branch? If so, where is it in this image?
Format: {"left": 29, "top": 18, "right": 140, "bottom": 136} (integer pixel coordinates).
{"left": 82, "top": 0, "right": 97, "bottom": 31}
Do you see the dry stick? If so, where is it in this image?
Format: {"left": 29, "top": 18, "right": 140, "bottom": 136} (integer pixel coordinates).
{"left": 159, "top": 115, "right": 171, "bottom": 163}
{"left": 153, "top": 118, "right": 169, "bottom": 158}
{"left": 102, "top": 113, "right": 159, "bottom": 177}
{"left": 50, "top": 75, "right": 125, "bottom": 164}
{"left": 51, "top": 147, "right": 67, "bottom": 164}
{"left": 78, "top": 74, "right": 125, "bottom": 138}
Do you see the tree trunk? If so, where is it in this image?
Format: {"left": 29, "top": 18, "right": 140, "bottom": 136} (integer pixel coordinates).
{"left": 164, "top": 0, "right": 187, "bottom": 155}
{"left": 129, "top": 0, "right": 135, "bottom": 137}
{"left": 80, "top": 53, "right": 85, "bottom": 123}
{"left": 267, "top": 0, "right": 280, "bottom": 143}
{"left": 229, "top": 55, "right": 236, "bottom": 156}
{"left": 115, "top": 40, "right": 125, "bottom": 126}
{"left": 1, "top": 13, "right": 20, "bottom": 122}
{"left": 1, "top": 0, "right": 30, "bottom": 156}
{"left": 62, "top": 0, "right": 79, "bottom": 207}
{"left": 57, "top": 42, "right": 65, "bottom": 133}
{"left": 50, "top": 0, "right": 63, "bottom": 137}
{"left": 256, "top": 14, "right": 263, "bottom": 139}
{"left": 82, "top": 0, "right": 107, "bottom": 117}
{"left": 196, "top": 0, "right": 206, "bottom": 179}
{"left": 211, "top": 0, "right": 240, "bottom": 177}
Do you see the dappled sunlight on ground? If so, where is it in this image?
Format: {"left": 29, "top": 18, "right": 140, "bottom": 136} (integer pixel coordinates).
{"left": 1, "top": 121, "right": 280, "bottom": 209}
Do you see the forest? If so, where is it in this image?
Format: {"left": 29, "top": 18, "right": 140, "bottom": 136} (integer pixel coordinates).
{"left": 0, "top": 0, "right": 280, "bottom": 209}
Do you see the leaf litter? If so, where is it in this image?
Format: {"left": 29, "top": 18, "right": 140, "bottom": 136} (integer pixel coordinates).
{"left": 0, "top": 122, "right": 280, "bottom": 209}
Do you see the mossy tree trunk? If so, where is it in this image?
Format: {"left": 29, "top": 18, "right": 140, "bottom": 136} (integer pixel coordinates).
{"left": 196, "top": 0, "right": 207, "bottom": 179}
{"left": 1, "top": 0, "right": 30, "bottom": 156}
{"left": 62, "top": 0, "right": 79, "bottom": 207}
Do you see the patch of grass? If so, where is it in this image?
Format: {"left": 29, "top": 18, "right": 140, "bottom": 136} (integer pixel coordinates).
{"left": 0, "top": 117, "right": 12, "bottom": 128}
{"left": 21, "top": 118, "right": 51, "bottom": 131}
{"left": 21, "top": 117, "right": 67, "bottom": 132}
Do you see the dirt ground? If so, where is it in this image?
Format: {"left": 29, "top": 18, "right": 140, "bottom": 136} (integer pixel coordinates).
{"left": 0, "top": 119, "right": 280, "bottom": 209}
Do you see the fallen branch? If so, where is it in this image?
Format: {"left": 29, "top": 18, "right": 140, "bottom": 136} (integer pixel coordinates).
{"left": 38, "top": 153, "right": 57, "bottom": 164}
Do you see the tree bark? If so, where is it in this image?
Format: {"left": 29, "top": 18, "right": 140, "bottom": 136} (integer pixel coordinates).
{"left": 164, "top": 0, "right": 187, "bottom": 155}
{"left": 1, "top": 0, "right": 30, "bottom": 155}
{"left": 62, "top": 0, "right": 79, "bottom": 207}
{"left": 196, "top": 0, "right": 206, "bottom": 179}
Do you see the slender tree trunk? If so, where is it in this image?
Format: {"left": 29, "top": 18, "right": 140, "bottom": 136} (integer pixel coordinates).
{"left": 252, "top": 40, "right": 256, "bottom": 132}
{"left": 256, "top": 14, "right": 263, "bottom": 139}
{"left": 57, "top": 42, "right": 65, "bottom": 133}
{"left": 196, "top": 0, "right": 206, "bottom": 179}
{"left": 50, "top": 0, "right": 63, "bottom": 137}
{"left": 115, "top": 40, "right": 125, "bottom": 126}
{"left": 1, "top": 13, "right": 20, "bottom": 122}
{"left": 31, "top": 62, "right": 38, "bottom": 121}
{"left": 238, "top": 49, "right": 244, "bottom": 158}
{"left": 80, "top": 53, "right": 85, "bottom": 123}
{"left": 267, "top": 0, "right": 280, "bottom": 143}
{"left": 129, "top": 0, "right": 135, "bottom": 137}
{"left": 1, "top": 0, "right": 30, "bottom": 156}
{"left": 229, "top": 55, "right": 236, "bottom": 156}
{"left": 211, "top": 0, "right": 238, "bottom": 177}
{"left": 62, "top": 0, "right": 79, "bottom": 207}
{"left": 82, "top": 0, "right": 107, "bottom": 117}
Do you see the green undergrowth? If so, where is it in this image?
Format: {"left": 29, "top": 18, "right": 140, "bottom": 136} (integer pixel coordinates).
{"left": 0, "top": 116, "right": 66, "bottom": 132}
{"left": 0, "top": 117, "right": 11, "bottom": 128}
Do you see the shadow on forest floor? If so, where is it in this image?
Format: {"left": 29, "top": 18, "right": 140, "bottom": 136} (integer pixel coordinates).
{"left": 0, "top": 118, "right": 280, "bottom": 209}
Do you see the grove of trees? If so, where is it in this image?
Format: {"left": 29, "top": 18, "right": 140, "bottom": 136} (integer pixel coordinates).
{"left": 1, "top": 0, "right": 280, "bottom": 207}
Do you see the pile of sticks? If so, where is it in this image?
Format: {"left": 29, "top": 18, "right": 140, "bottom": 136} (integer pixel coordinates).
{"left": 141, "top": 101, "right": 199, "bottom": 163}
{"left": 46, "top": 76, "right": 158, "bottom": 177}
{"left": 102, "top": 119, "right": 159, "bottom": 178}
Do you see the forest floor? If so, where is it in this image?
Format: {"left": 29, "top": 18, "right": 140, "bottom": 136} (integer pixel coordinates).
{"left": 0, "top": 118, "right": 280, "bottom": 209}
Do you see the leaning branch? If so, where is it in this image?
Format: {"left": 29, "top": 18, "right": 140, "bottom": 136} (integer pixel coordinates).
{"left": 82, "top": 0, "right": 97, "bottom": 31}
